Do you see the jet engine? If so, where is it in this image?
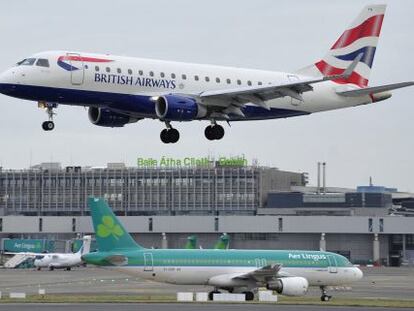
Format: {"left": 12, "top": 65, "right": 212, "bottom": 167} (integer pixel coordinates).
{"left": 88, "top": 107, "right": 139, "bottom": 127}
{"left": 266, "top": 277, "right": 309, "bottom": 296}
{"left": 155, "top": 95, "right": 207, "bottom": 121}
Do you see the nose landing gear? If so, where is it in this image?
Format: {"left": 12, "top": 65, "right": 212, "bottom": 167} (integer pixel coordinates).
{"left": 39, "top": 102, "right": 57, "bottom": 131}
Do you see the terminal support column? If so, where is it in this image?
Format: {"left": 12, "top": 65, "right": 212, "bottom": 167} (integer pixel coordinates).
{"left": 319, "top": 233, "right": 326, "bottom": 251}
{"left": 373, "top": 233, "right": 380, "bottom": 265}
{"left": 161, "top": 232, "right": 168, "bottom": 249}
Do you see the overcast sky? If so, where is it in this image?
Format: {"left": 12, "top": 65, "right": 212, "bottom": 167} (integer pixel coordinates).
{"left": 0, "top": 0, "right": 413, "bottom": 191}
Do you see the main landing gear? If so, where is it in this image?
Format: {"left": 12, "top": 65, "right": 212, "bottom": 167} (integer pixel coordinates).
{"left": 39, "top": 102, "right": 57, "bottom": 131}
{"left": 320, "top": 286, "right": 332, "bottom": 301}
{"left": 158, "top": 121, "right": 225, "bottom": 143}
{"left": 160, "top": 121, "right": 179, "bottom": 144}
{"left": 204, "top": 123, "right": 224, "bottom": 141}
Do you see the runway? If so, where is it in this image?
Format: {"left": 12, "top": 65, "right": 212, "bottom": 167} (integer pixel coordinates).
{"left": 0, "top": 304, "right": 412, "bottom": 311}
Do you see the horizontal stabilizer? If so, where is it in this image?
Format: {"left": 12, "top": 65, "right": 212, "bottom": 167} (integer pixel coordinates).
{"left": 337, "top": 81, "right": 414, "bottom": 97}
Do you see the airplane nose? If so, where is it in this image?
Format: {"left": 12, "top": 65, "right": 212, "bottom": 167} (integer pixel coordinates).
{"left": 354, "top": 267, "right": 363, "bottom": 280}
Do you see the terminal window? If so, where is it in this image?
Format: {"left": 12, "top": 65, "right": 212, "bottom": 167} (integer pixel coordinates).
{"left": 368, "top": 218, "right": 373, "bottom": 232}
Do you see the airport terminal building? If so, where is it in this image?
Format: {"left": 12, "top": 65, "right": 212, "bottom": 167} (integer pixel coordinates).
{"left": 0, "top": 161, "right": 413, "bottom": 266}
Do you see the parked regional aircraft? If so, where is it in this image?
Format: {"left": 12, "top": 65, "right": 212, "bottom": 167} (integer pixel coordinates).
{"left": 184, "top": 234, "right": 230, "bottom": 250}
{"left": 0, "top": 5, "right": 412, "bottom": 143}
{"left": 83, "top": 198, "right": 362, "bottom": 301}
{"left": 34, "top": 235, "right": 91, "bottom": 271}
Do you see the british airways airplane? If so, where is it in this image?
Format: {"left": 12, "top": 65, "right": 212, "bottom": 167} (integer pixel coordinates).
{"left": 0, "top": 5, "right": 412, "bottom": 143}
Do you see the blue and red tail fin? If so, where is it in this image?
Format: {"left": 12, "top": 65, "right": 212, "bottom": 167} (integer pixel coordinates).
{"left": 298, "top": 5, "right": 386, "bottom": 88}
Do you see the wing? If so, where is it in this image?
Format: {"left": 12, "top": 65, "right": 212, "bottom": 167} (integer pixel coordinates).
{"left": 232, "top": 264, "right": 282, "bottom": 283}
{"left": 198, "top": 54, "right": 362, "bottom": 118}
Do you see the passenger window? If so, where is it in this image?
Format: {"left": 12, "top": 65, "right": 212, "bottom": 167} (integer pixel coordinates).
{"left": 226, "top": 78, "right": 231, "bottom": 84}
{"left": 36, "top": 59, "right": 50, "bottom": 67}
{"left": 95, "top": 66, "right": 99, "bottom": 72}
{"left": 128, "top": 69, "right": 132, "bottom": 75}
{"left": 216, "top": 77, "right": 220, "bottom": 83}
{"left": 139, "top": 70, "right": 143, "bottom": 75}
{"left": 171, "top": 73, "right": 176, "bottom": 79}
{"left": 205, "top": 76, "right": 210, "bottom": 82}
{"left": 194, "top": 75, "right": 199, "bottom": 81}
{"left": 117, "top": 68, "right": 122, "bottom": 74}
{"left": 237, "top": 79, "right": 241, "bottom": 85}
{"left": 106, "top": 67, "right": 111, "bottom": 73}
{"left": 20, "top": 58, "right": 36, "bottom": 66}
{"left": 247, "top": 80, "right": 252, "bottom": 86}
{"left": 149, "top": 71, "right": 154, "bottom": 77}
{"left": 160, "top": 72, "right": 165, "bottom": 78}
{"left": 182, "top": 74, "right": 187, "bottom": 80}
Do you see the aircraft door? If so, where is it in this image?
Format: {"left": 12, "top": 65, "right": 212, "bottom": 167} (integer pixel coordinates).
{"left": 287, "top": 74, "right": 302, "bottom": 106}
{"left": 143, "top": 253, "right": 154, "bottom": 272}
{"left": 67, "top": 52, "right": 84, "bottom": 85}
{"left": 327, "top": 255, "right": 338, "bottom": 273}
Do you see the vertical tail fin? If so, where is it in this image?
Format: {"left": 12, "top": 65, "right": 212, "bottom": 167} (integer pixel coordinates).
{"left": 214, "top": 233, "right": 230, "bottom": 250}
{"left": 87, "top": 197, "right": 143, "bottom": 251}
{"left": 184, "top": 235, "right": 198, "bottom": 249}
{"left": 298, "top": 5, "right": 386, "bottom": 87}
{"left": 79, "top": 235, "right": 91, "bottom": 255}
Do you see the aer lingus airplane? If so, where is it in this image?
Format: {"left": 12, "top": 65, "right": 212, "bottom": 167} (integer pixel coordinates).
{"left": 83, "top": 198, "right": 363, "bottom": 301}
{"left": 0, "top": 5, "right": 412, "bottom": 143}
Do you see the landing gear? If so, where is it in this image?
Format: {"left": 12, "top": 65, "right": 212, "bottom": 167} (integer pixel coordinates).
{"left": 160, "top": 121, "right": 180, "bottom": 144}
{"left": 39, "top": 102, "right": 57, "bottom": 131}
{"left": 208, "top": 289, "right": 221, "bottom": 301}
{"left": 49, "top": 266, "right": 54, "bottom": 271}
{"left": 160, "top": 128, "right": 179, "bottom": 144}
{"left": 320, "top": 286, "right": 332, "bottom": 301}
{"left": 42, "top": 121, "right": 55, "bottom": 131}
{"left": 66, "top": 267, "right": 71, "bottom": 271}
{"left": 204, "top": 124, "right": 224, "bottom": 141}
{"left": 243, "top": 291, "right": 255, "bottom": 301}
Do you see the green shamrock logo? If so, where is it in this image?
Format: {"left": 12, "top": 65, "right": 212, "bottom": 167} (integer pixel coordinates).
{"left": 97, "top": 216, "right": 124, "bottom": 240}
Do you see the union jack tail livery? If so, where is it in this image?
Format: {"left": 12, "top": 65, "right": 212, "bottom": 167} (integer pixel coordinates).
{"left": 301, "top": 5, "right": 386, "bottom": 88}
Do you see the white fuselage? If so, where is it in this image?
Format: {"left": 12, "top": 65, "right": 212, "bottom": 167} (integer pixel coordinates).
{"left": 34, "top": 253, "right": 82, "bottom": 269}
{"left": 0, "top": 51, "right": 372, "bottom": 120}
{"left": 104, "top": 265, "right": 362, "bottom": 287}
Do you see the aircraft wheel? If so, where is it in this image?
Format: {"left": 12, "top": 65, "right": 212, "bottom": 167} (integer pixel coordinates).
{"left": 42, "top": 121, "right": 54, "bottom": 131}
{"left": 49, "top": 266, "right": 54, "bottom": 271}
{"left": 244, "top": 291, "right": 255, "bottom": 301}
{"left": 168, "top": 128, "right": 180, "bottom": 143}
{"left": 66, "top": 267, "right": 71, "bottom": 271}
{"left": 160, "top": 129, "right": 170, "bottom": 143}
{"left": 37, "top": 267, "right": 41, "bottom": 271}
{"left": 204, "top": 126, "right": 215, "bottom": 140}
{"left": 321, "top": 294, "right": 332, "bottom": 301}
{"left": 214, "top": 125, "right": 224, "bottom": 140}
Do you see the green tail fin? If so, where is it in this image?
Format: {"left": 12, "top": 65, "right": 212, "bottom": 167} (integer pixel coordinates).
{"left": 214, "top": 233, "right": 230, "bottom": 250}
{"left": 184, "top": 235, "right": 198, "bottom": 249}
{"left": 87, "top": 197, "right": 143, "bottom": 251}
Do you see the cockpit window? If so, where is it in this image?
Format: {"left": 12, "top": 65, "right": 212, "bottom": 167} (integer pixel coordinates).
{"left": 17, "top": 58, "right": 36, "bottom": 66}
{"left": 36, "top": 59, "right": 50, "bottom": 68}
